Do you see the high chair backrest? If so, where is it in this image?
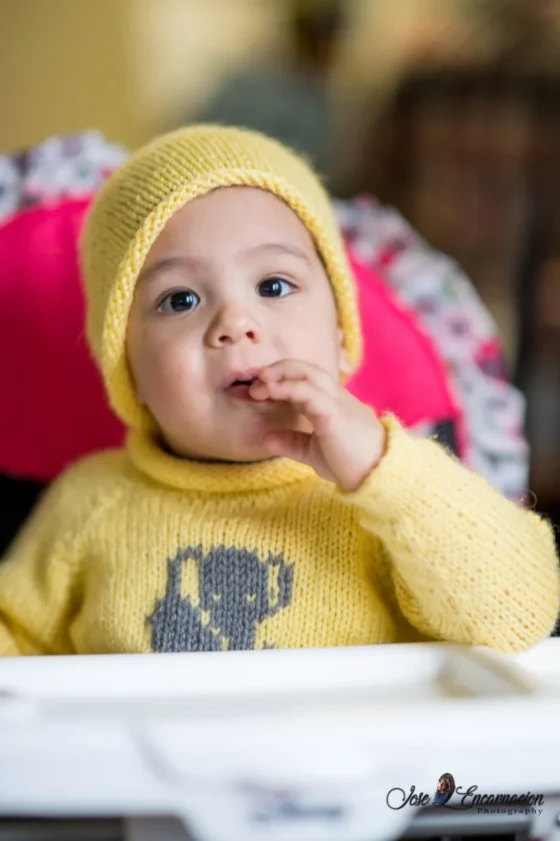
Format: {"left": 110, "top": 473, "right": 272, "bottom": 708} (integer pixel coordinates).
{"left": 0, "top": 131, "right": 528, "bottom": 507}
{"left": 0, "top": 195, "right": 464, "bottom": 483}
{"left": 0, "top": 198, "right": 124, "bottom": 481}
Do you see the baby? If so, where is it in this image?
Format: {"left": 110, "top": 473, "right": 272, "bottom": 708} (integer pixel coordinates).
{"left": 0, "top": 125, "right": 558, "bottom": 655}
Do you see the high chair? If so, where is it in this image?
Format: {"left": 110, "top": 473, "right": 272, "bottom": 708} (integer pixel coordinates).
{"left": 0, "top": 133, "right": 554, "bottom": 841}
{"left": 1, "top": 641, "right": 560, "bottom": 841}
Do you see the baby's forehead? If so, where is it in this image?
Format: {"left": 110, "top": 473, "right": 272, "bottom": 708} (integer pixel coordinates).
{"left": 142, "top": 186, "right": 318, "bottom": 269}
{"left": 166, "top": 186, "right": 308, "bottom": 232}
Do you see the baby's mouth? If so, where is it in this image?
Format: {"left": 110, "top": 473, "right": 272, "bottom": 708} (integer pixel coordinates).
{"left": 224, "top": 370, "right": 261, "bottom": 401}
{"left": 226, "top": 379, "right": 256, "bottom": 400}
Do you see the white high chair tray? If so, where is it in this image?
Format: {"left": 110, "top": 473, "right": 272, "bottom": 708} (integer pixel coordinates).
{"left": 1, "top": 641, "right": 559, "bottom": 841}
{"left": 514, "top": 637, "right": 560, "bottom": 691}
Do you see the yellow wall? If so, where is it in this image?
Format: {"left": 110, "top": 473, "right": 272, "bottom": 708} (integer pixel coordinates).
{"left": 0, "top": 0, "right": 285, "bottom": 154}
{"left": 126, "top": 0, "right": 287, "bottom": 136}
{"left": 0, "top": 0, "right": 139, "bottom": 153}
{"left": 0, "top": 0, "right": 483, "bottom": 156}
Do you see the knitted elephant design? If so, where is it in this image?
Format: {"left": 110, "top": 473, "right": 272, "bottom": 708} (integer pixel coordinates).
{"left": 147, "top": 545, "right": 294, "bottom": 652}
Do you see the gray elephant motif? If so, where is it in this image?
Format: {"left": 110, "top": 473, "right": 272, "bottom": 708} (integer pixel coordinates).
{"left": 147, "top": 545, "right": 294, "bottom": 652}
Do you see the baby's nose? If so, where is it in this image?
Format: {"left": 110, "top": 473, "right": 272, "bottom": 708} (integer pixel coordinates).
{"left": 206, "top": 304, "right": 263, "bottom": 347}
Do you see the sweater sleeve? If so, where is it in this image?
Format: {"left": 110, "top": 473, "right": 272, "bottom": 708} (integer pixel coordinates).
{"left": 339, "top": 416, "right": 560, "bottom": 652}
{"left": 0, "top": 473, "right": 87, "bottom": 655}
{"left": 0, "top": 454, "right": 124, "bottom": 656}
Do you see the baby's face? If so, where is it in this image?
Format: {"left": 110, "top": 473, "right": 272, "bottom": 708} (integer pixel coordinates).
{"left": 127, "top": 186, "right": 343, "bottom": 461}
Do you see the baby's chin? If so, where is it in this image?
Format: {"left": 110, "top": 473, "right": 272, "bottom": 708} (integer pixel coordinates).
{"left": 164, "top": 406, "right": 306, "bottom": 464}
{"left": 167, "top": 435, "right": 278, "bottom": 465}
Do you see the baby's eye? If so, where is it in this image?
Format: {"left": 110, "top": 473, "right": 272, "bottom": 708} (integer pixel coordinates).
{"left": 158, "top": 289, "right": 200, "bottom": 314}
{"left": 258, "top": 277, "right": 295, "bottom": 298}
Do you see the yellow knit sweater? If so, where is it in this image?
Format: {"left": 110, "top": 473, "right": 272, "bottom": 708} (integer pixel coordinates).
{"left": 0, "top": 417, "right": 558, "bottom": 656}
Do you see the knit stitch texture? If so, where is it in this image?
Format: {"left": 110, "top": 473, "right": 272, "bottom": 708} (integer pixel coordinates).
{"left": 0, "top": 417, "right": 557, "bottom": 656}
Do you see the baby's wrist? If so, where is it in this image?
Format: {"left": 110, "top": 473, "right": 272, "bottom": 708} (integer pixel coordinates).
{"left": 341, "top": 425, "right": 388, "bottom": 493}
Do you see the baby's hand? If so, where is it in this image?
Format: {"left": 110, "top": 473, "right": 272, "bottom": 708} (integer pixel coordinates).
{"left": 249, "top": 359, "right": 386, "bottom": 492}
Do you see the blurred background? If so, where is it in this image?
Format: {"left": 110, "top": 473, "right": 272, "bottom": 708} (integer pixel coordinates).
{"left": 1, "top": 0, "right": 559, "bottom": 527}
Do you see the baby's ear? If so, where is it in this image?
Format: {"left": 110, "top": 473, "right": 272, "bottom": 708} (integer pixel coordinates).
{"left": 338, "top": 328, "right": 352, "bottom": 376}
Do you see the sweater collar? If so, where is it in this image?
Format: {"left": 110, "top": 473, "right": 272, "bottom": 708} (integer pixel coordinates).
{"left": 126, "top": 429, "right": 315, "bottom": 494}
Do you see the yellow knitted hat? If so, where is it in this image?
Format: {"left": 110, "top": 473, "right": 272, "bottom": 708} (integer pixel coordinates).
{"left": 80, "top": 124, "right": 362, "bottom": 430}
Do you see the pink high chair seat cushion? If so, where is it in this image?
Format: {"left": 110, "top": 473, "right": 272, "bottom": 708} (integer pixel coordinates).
{"left": 345, "top": 252, "right": 459, "bottom": 429}
{"left": 1, "top": 199, "right": 124, "bottom": 481}
{"left": 0, "top": 197, "right": 461, "bottom": 481}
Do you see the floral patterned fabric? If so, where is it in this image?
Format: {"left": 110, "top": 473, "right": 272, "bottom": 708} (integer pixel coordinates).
{"left": 0, "top": 133, "right": 528, "bottom": 500}
{"left": 336, "top": 198, "right": 528, "bottom": 502}
{"left": 0, "top": 131, "right": 127, "bottom": 220}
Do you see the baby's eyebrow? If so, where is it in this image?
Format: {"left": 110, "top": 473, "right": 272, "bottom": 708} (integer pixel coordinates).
{"left": 140, "top": 243, "right": 311, "bottom": 284}
{"left": 239, "top": 242, "right": 311, "bottom": 264}
{"left": 139, "top": 256, "right": 200, "bottom": 284}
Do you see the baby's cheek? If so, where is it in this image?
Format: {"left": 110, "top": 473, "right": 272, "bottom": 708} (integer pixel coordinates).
{"left": 161, "top": 343, "right": 209, "bottom": 407}
{"left": 158, "top": 342, "right": 194, "bottom": 385}
{"left": 294, "top": 332, "right": 340, "bottom": 376}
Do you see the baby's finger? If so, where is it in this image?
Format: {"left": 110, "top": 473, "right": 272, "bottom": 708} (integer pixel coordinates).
{"left": 259, "top": 359, "right": 336, "bottom": 393}
{"left": 248, "top": 379, "right": 274, "bottom": 401}
{"left": 259, "top": 378, "right": 334, "bottom": 429}
{"left": 258, "top": 359, "right": 309, "bottom": 383}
